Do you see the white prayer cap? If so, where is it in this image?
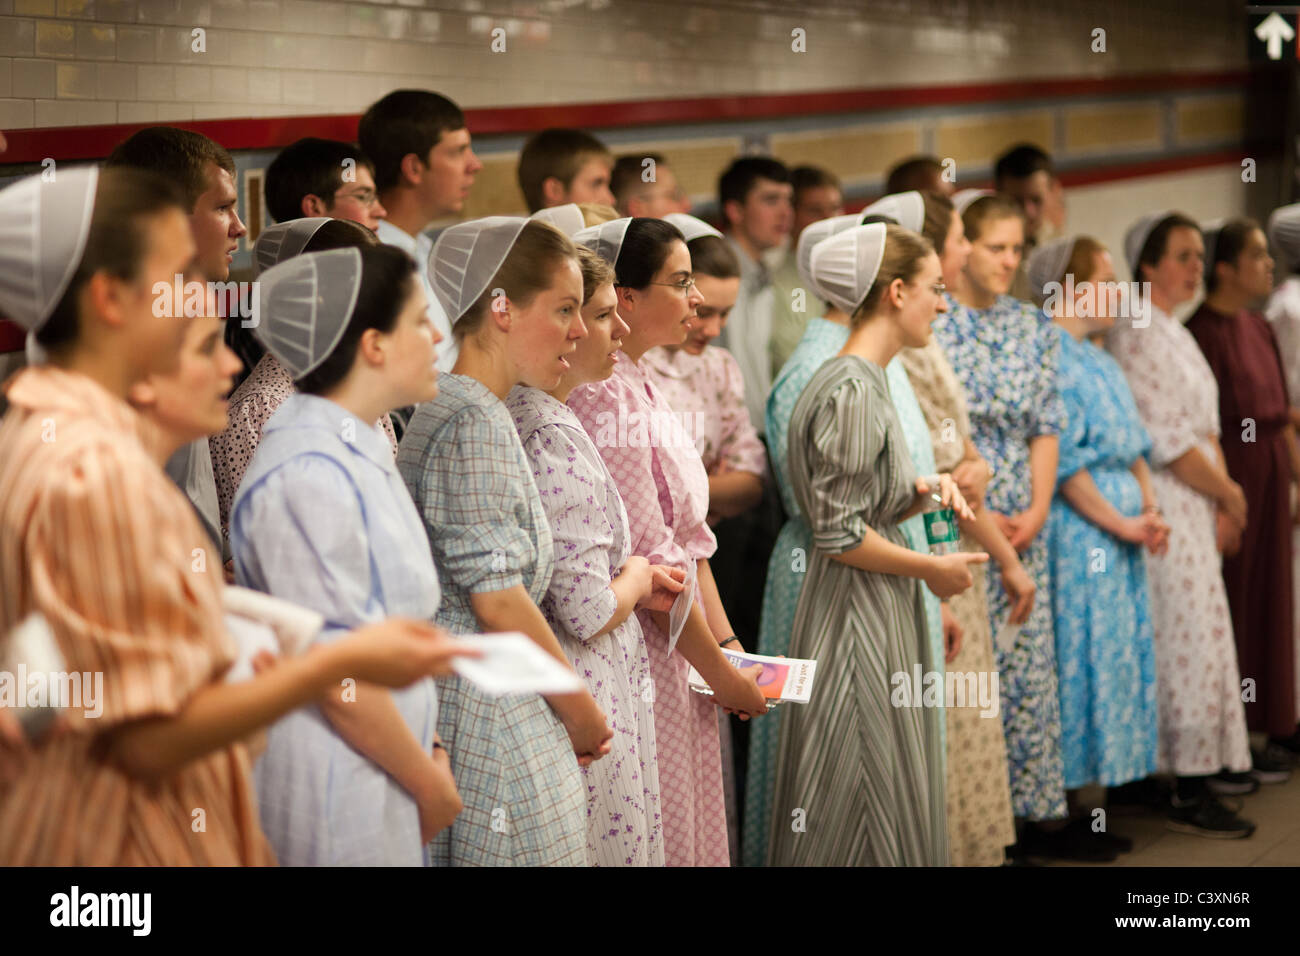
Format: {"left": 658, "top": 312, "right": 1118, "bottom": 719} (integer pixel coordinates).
{"left": 429, "top": 216, "right": 530, "bottom": 324}
{"left": 254, "top": 217, "right": 332, "bottom": 275}
{"left": 1200, "top": 217, "right": 1227, "bottom": 274}
{"left": 1267, "top": 203, "right": 1300, "bottom": 262}
{"left": 662, "top": 212, "right": 722, "bottom": 243}
{"left": 0, "top": 166, "right": 99, "bottom": 333}
{"left": 530, "top": 203, "right": 585, "bottom": 237}
{"left": 1123, "top": 209, "right": 1174, "bottom": 276}
{"left": 573, "top": 217, "right": 634, "bottom": 269}
{"left": 1026, "top": 236, "right": 1078, "bottom": 306}
{"left": 953, "top": 188, "right": 994, "bottom": 217}
{"left": 861, "top": 191, "right": 925, "bottom": 233}
{"left": 809, "top": 222, "right": 888, "bottom": 317}
{"left": 796, "top": 213, "right": 868, "bottom": 301}
{"left": 253, "top": 247, "right": 363, "bottom": 379}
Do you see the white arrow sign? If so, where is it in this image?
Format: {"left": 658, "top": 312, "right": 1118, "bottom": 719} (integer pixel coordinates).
{"left": 1256, "top": 11, "right": 1296, "bottom": 61}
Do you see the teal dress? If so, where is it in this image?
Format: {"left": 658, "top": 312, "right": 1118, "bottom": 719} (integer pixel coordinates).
{"left": 743, "top": 318, "right": 943, "bottom": 866}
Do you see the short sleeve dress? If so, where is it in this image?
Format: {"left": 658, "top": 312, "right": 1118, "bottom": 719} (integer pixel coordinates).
{"left": 932, "top": 293, "right": 1068, "bottom": 822}
{"left": 568, "top": 354, "right": 729, "bottom": 867}
{"left": 766, "top": 355, "right": 947, "bottom": 866}
{"left": 1046, "top": 327, "right": 1159, "bottom": 790}
{"left": 230, "top": 392, "right": 438, "bottom": 866}
{"left": 507, "top": 385, "right": 664, "bottom": 867}
{"left": 1106, "top": 306, "right": 1251, "bottom": 776}
{"left": 396, "top": 372, "right": 586, "bottom": 866}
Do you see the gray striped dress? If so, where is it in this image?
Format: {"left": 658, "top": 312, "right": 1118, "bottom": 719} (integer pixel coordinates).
{"left": 767, "top": 354, "right": 948, "bottom": 866}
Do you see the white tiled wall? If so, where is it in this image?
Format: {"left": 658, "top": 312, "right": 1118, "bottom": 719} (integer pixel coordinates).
{"left": 0, "top": 0, "right": 1247, "bottom": 130}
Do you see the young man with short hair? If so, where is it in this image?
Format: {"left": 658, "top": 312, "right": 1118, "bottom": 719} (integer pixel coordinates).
{"left": 265, "top": 137, "right": 387, "bottom": 231}
{"left": 105, "top": 126, "right": 248, "bottom": 547}
{"left": 517, "top": 128, "right": 615, "bottom": 212}
{"left": 995, "top": 143, "right": 1064, "bottom": 299}
{"left": 359, "top": 89, "right": 483, "bottom": 373}
{"left": 715, "top": 156, "right": 793, "bottom": 433}
{"left": 610, "top": 152, "right": 690, "bottom": 218}
{"left": 886, "top": 154, "right": 955, "bottom": 198}
{"left": 768, "top": 165, "right": 844, "bottom": 377}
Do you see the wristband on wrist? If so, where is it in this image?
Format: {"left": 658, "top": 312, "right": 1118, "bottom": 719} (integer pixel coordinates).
{"left": 719, "top": 636, "right": 739, "bottom": 648}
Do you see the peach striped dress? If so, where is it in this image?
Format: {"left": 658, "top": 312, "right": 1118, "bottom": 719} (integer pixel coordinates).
{"left": 0, "top": 366, "right": 274, "bottom": 866}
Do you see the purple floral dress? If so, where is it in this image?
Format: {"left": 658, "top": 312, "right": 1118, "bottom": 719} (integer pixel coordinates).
{"left": 507, "top": 385, "right": 665, "bottom": 866}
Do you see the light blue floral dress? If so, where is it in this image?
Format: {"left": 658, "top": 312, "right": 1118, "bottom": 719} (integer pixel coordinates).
{"left": 744, "top": 317, "right": 943, "bottom": 866}
{"left": 1047, "top": 326, "right": 1158, "bottom": 789}
{"left": 932, "top": 293, "right": 1068, "bottom": 822}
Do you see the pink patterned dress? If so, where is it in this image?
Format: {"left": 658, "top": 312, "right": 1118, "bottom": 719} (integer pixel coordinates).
{"left": 568, "top": 353, "right": 729, "bottom": 867}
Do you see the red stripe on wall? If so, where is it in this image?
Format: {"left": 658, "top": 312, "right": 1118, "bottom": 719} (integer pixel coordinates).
{"left": 0, "top": 69, "right": 1249, "bottom": 165}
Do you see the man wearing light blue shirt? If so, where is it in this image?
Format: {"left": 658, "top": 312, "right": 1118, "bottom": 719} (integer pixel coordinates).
{"left": 360, "top": 90, "right": 483, "bottom": 375}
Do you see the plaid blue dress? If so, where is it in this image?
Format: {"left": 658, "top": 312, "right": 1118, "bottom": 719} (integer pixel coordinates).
{"left": 397, "top": 372, "right": 586, "bottom": 866}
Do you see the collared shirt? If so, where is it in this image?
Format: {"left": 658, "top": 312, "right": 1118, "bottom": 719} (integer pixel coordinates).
{"left": 714, "top": 235, "right": 775, "bottom": 434}
{"left": 375, "top": 219, "right": 458, "bottom": 372}
{"left": 0, "top": 366, "right": 273, "bottom": 865}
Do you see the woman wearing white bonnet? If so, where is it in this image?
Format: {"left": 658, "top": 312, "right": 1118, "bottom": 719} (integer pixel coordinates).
{"left": 566, "top": 216, "right": 769, "bottom": 867}
{"left": 396, "top": 216, "right": 610, "bottom": 866}
{"left": 0, "top": 166, "right": 461, "bottom": 865}
{"left": 230, "top": 243, "right": 467, "bottom": 865}
{"left": 210, "top": 216, "right": 393, "bottom": 547}
{"left": 767, "top": 221, "right": 984, "bottom": 866}
{"left": 1032, "top": 234, "right": 1166, "bottom": 859}
{"left": 1105, "top": 210, "right": 1255, "bottom": 837}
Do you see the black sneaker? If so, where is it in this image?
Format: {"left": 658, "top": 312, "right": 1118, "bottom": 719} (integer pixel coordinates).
{"left": 1166, "top": 793, "right": 1256, "bottom": 839}
{"left": 1270, "top": 725, "right": 1300, "bottom": 758}
{"left": 1250, "top": 744, "right": 1293, "bottom": 784}
{"left": 1208, "top": 770, "right": 1260, "bottom": 796}
{"left": 1107, "top": 777, "right": 1171, "bottom": 814}
{"left": 1023, "top": 821, "right": 1119, "bottom": 862}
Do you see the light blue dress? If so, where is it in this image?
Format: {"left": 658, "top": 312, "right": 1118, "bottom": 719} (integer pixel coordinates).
{"left": 1047, "top": 326, "right": 1159, "bottom": 789}
{"left": 230, "top": 392, "right": 439, "bottom": 866}
{"left": 933, "top": 293, "right": 1068, "bottom": 822}
{"left": 743, "top": 317, "right": 943, "bottom": 867}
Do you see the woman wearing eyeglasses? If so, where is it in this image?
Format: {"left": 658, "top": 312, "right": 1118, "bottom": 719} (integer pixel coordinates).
{"left": 568, "top": 217, "right": 769, "bottom": 867}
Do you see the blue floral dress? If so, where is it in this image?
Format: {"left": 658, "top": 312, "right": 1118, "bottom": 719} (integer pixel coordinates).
{"left": 744, "top": 318, "right": 943, "bottom": 866}
{"left": 1047, "top": 327, "right": 1159, "bottom": 789}
{"left": 932, "top": 294, "right": 1068, "bottom": 821}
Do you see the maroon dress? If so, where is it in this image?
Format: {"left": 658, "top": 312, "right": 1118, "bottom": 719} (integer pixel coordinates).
{"left": 1187, "top": 303, "right": 1297, "bottom": 737}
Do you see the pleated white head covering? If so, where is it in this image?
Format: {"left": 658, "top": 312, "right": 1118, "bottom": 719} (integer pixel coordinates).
{"left": 428, "top": 216, "right": 530, "bottom": 324}
{"left": 796, "top": 212, "right": 869, "bottom": 300}
{"left": 1026, "top": 236, "right": 1078, "bottom": 306}
{"left": 253, "top": 217, "right": 332, "bottom": 275}
{"left": 253, "top": 247, "right": 363, "bottom": 378}
{"left": 953, "top": 188, "right": 994, "bottom": 217}
{"left": 0, "top": 166, "right": 99, "bottom": 333}
{"left": 1267, "top": 203, "right": 1300, "bottom": 263}
{"left": 861, "top": 191, "right": 926, "bottom": 233}
{"left": 572, "top": 217, "right": 634, "bottom": 269}
{"left": 1123, "top": 209, "right": 1175, "bottom": 276}
{"left": 809, "top": 222, "right": 888, "bottom": 317}
{"left": 662, "top": 212, "right": 723, "bottom": 243}
{"left": 530, "top": 203, "right": 586, "bottom": 237}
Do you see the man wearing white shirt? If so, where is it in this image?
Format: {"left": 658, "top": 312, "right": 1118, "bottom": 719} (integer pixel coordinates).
{"left": 714, "top": 157, "right": 792, "bottom": 435}
{"left": 359, "top": 90, "right": 483, "bottom": 373}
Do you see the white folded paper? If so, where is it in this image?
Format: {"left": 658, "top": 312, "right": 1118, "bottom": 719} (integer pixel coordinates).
{"left": 450, "top": 631, "right": 584, "bottom": 696}
{"left": 665, "top": 559, "right": 697, "bottom": 656}
{"left": 221, "top": 587, "right": 323, "bottom": 683}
